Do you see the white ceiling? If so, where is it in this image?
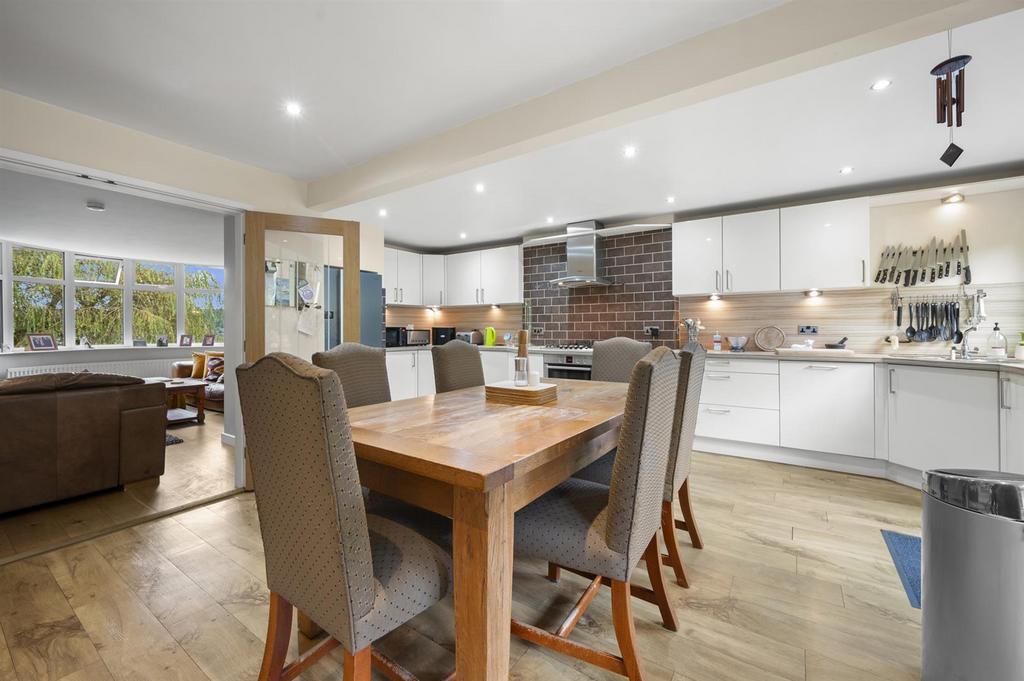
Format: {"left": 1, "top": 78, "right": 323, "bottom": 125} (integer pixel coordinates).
{"left": 333, "top": 9, "right": 1024, "bottom": 249}
{"left": 0, "top": 0, "right": 780, "bottom": 180}
{"left": 0, "top": 169, "right": 225, "bottom": 265}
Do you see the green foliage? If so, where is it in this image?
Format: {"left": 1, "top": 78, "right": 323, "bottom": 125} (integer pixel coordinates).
{"left": 132, "top": 290, "right": 176, "bottom": 343}
{"left": 13, "top": 282, "right": 64, "bottom": 347}
{"left": 185, "top": 292, "right": 224, "bottom": 342}
{"left": 136, "top": 262, "right": 175, "bottom": 286}
{"left": 12, "top": 247, "right": 63, "bottom": 279}
{"left": 74, "top": 257, "right": 122, "bottom": 284}
{"left": 75, "top": 287, "right": 123, "bottom": 345}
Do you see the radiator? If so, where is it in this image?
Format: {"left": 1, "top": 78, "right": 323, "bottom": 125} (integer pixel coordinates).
{"left": 7, "top": 358, "right": 181, "bottom": 379}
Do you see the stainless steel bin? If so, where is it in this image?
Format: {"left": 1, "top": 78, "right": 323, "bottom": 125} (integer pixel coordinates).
{"left": 923, "top": 469, "right": 1024, "bottom": 681}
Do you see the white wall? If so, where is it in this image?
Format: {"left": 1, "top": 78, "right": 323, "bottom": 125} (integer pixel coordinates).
{"left": 870, "top": 187, "right": 1024, "bottom": 286}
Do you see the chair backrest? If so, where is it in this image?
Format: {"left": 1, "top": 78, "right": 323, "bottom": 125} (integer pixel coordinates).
{"left": 431, "top": 340, "right": 485, "bottom": 393}
{"left": 664, "top": 342, "right": 706, "bottom": 500}
{"left": 604, "top": 347, "right": 680, "bottom": 567}
{"left": 591, "top": 337, "right": 653, "bottom": 383}
{"left": 236, "top": 353, "right": 374, "bottom": 651}
{"left": 312, "top": 342, "right": 391, "bottom": 408}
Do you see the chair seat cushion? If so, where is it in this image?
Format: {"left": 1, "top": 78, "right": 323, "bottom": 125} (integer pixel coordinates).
{"left": 354, "top": 514, "right": 452, "bottom": 650}
{"left": 573, "top": 450, "right": 615, "bottom": 487}
{"left": 514, "top": 477, "right": 630, "bottom": 582}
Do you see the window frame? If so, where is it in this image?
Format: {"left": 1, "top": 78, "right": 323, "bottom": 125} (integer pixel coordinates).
{"left": 8, "top": 243, "right": 69, "bottom": 348}
{"left": 184, "top": 264, "right": 225, "bottom": 343}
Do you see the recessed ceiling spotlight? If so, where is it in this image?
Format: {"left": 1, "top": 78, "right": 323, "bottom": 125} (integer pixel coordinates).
{"left": 869, "top": 79, "right": 892, "bottom": 91}
{"left": 85, "top": 200, "right": 105, "bottom": 212}
{"left": 546, "top": 216, "right": 554, "bottom": 224}
{"left": 459, "top": 232, "right": 467, "bottom": 240}
{"left": 623, "top": 145, "right": 638, "bottom": 159}
{"left": 666, "top": 196, "right": 676, "bottom": 204}
{"left": 941, "top": 192, "right": 965, "bottom": 204}
{"left": 378, "top": 208, "right": 388, "bottom": 217}
{"left": 284, "top": 100, "right": 302, "bottom": 117}
{"left": 474, "top": 182, "right": 486, "bottom": 194}
{"left": 839, "top": 166, "right": 854, "bottom": 175}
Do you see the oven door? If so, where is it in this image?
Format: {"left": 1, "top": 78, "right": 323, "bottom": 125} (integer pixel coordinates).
{"left": 544, "top": 363, "right": 592, "bottom": 380}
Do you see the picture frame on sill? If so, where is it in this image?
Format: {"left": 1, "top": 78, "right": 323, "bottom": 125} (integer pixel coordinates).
{"left": 26, "top": 333, "right": 58, "bottom": 351}
{"left": 179, "top": 334, "right": 193, "bottom": 347}
{"left": 132, "top": 339, "right": 148, "bottom": 347}
{"left": 202, "top": 334, "right": 216, "bottom": 347}
{"left": 156, "top": 335, "right": 169, "bottom": 347}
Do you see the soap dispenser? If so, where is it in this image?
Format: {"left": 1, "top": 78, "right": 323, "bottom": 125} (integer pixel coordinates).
{"left": 987, "top": 323, "right": 1007, "bottom": 358}
{"left": 1016, "top": 331, "right": 1024, "bottom": 360}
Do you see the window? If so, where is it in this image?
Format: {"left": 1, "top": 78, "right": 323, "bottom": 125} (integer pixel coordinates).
{"left": 135, "top": 261, "right": 175, "bottom": 286}
{"left": 132, "top": 260, "right": 177, "bottom": 344}
{"left": 185, "top": 264, "right": 224, "bottom": 342}
{"left": 12, "top": 246, "right": 65, "bottom": 347}
{"left": 73, "top": 255, "right": 124, "bottom": 345}
{"left": 74, "top": 255, "right": 123, "bottom": 284}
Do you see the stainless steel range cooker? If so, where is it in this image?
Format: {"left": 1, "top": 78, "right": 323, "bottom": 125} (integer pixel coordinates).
{"left": 542, "top": 343, "right": 594, "bottom": 380}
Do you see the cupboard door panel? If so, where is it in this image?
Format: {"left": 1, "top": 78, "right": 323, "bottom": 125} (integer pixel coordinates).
{"left": 780, "top": 362, "right": 874, "bottom": 458}
{"left": 395, "top": 250, "right": 422, "bottom": 305}
{"left": 480, "top": 246, "right": 522, "bottom": 304}
{"left": 445, "top": 251, "right": 481, "bottom": 306}
{"left": 723, "top": 210, "right": 780, "bottom": 293}
{"left": 422, "top": 254, "right": 445, "bottom": 306}
{"left": 672, "top": 218, "right": 722, "bottom": 296}
{"left": 780, "top": 198, "right": 869, "bottom": 290}
{"left": 382, "top": 247, "right": 400, "bottom": 304}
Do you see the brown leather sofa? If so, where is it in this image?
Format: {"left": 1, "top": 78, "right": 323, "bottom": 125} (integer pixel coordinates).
{"left": 0, "top": 373, "right": 167, "bottom": 515}
{"left": 171, "top": 360, "right": 225, "bottom": 412}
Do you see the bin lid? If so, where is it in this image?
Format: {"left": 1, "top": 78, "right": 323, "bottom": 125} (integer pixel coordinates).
{"left": 924, "top": 469, "right": 1024, "bottom": 521}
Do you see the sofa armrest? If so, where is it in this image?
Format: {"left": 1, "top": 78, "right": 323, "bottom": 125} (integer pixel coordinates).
{"left": 171, "top": 360, "right": 194, "bottom": 379}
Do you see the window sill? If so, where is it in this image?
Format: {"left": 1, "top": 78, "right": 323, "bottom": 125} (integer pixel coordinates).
{"left": 1, "top": 344, "right": 224, "bottom": 355}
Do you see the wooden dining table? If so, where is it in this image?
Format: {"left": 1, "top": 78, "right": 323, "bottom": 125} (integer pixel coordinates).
{"left": 322, "top": 377, "right": 628, "bottom": 681}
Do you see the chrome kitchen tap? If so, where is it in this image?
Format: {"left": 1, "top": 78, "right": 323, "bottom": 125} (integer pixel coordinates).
{"left": 960, "top": 326, "right": 978, "bottom": 358}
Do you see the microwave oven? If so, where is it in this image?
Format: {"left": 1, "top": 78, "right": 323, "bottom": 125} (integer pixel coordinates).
{"left": 406, "top": 329, "right": 430, "bottom": 346}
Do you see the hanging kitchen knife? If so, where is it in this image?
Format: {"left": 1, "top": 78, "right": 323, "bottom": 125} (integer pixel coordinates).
{"left": 920, "top": 241, "right": 929, "bottom": 283}
{"left": 936, "top": 239, "right": 946, "bottom": 279}
{"left": 951, "top": 233, "right": 961, "bottom": 276}
{"left": 874, "top": 245, "right": 891, "bottom": 283}
{"left": 944, "top": 237, "right": 953, "bottom": 277}
{"left": 961, "top": 228, "right": 971, "bottom": 284}
{"left": 892, "top": 247, "right": 907, "bottom": 286}
{"left": 887, "top": 244, "right": 903, "bottom": 283}
{"left": 927, "top": 237, "right": 938, "bottom": 282}
{"left": 909, "top": 247, "right": 920, "bottom": 286}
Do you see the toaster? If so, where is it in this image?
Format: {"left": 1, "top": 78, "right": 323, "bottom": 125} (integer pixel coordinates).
{"left": 455, "top": 330, "right": 483, "bottom": 345}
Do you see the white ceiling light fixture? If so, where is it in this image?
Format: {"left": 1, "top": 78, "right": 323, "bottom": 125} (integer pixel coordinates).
{"left": 474, "top": 182, "right": 486, "bottom": 194}
{"left": 459, "top": 232, "right": 467, "bottom": 240}
{"left": 284, "top": 100, "right": 303, "bottom": 117}
{"left": 941, "top": 191, "right": 965, "bottom": 204}
{"left": 378, "top": 208, "right": 388, "bottom": 217}
{"left": 546, "top": 216, "right": 554, "bottom": 224}
{"left": 622, "top": 145, "right": 638, "bottom": 159}
{"left": 85, "top": 199, "right": 105, "bottom": 212}
{"left": 869, "top": 78, "right": 892, "bottom": 91}
{"left": 839, "top": 166, "right": 854, "bottom": 175}
{"left": 666, "top": 196, "right": 676, "bottom": 204}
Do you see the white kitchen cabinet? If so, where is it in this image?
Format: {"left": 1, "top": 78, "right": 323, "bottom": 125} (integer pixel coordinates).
{"left": 888, "top": 365, "right": 999, "bottom": 471}
{"left": 421, "top": 254, "right": 445, "bottom": 307}
{"left": 1000, "top": 372, "right": 1024, "bottom": 474}
{"left": 480, "top": 246, "right": 522, "bottom": 304}
{"left": 416, "top": 349, "right": 435, "bottom": 396}
{"left": 780, "top": 362, "right": 875, "bottom": 458}
{"left": 382, "top": 247, "right": 399, "bottom": 304}
{"left": 385, "top": 351, "right": 418, "bottom": 401}
{"left": 672, "top": 217, "right": 722, "bottom": 296}
{"left": 481, "top": 350, "right": 512, "bottom": 384}
{"left": 722, "top": 210, "right": 780, "bottom": 293}
{"left": 780, "top": 197, "right": 870, "bottom": 290}
{"left": 445, "top": 251, "right": 482, "bottom": 306}
{"left": 701, "top": 372, "right": 779, "bottom": 410}
{"left": 695, "top": 404, "right": 780, "bottom": 446}
{"left": 396, "top": 249, "right": 422, "bottom": 305}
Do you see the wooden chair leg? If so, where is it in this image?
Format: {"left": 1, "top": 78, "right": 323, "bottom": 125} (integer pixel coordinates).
{"left": 547, "top": 562, "right": 561, "bottom": 582}
{"left": 344, "top": 647, "right": 372, "bottom": 681}
{"left": 643, "top": 538, "right": 678, "bottom": 631}
{"left": 259, "top": 592, "right": 292, "bottom": 681}
{"left": 610, "top": 580, "right": 646, "bottom": 681}
{"left": 660, "top": 500, "right": 690, "bottom": 588}
{"left": 675, "top": 479, "right": 704, "bottom": 549}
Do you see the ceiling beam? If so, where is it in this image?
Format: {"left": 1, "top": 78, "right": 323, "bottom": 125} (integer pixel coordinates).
{"left": 307, "top": 0, "right": 1023, "bottom": 213}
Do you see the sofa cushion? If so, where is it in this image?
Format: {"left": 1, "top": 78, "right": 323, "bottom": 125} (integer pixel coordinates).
{"left": 205, "top": 356, "right": 225, "bottom": 381}
{"left": 0, "top": 372, "right": 143, "bottom": 396}
{"left": 205, "top": 382, "right": 226, "bottom": 400}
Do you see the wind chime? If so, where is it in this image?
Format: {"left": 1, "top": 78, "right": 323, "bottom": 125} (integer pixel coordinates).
{"left": 931, "top": 30, "right": 972, "bottom": 167}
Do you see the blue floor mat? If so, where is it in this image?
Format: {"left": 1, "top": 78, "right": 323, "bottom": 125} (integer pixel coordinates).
{"left": 881, "top": 530, "right": 921, "bottom": 609}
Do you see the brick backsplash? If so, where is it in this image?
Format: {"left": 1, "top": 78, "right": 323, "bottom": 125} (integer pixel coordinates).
{"left": 523, "top": 228, "right": 675, "bottom": 347}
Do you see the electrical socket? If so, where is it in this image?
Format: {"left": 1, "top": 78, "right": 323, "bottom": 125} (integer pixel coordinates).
{"left": 798, "top": 325, "right": 819, "bottom": 335}
{"left": 531, "top": 327, "right": 544, "bottom": 336}
{"left": 643, "top": 325, "right": 660, "bottom": 338}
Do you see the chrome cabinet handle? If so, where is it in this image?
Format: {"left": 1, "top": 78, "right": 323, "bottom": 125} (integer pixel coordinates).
{"left": 1001, "top": 377, "right": 1012, "bottom": 409}
{"left": 393, "top": 287, "right": 398, "bottom": 302}
{"left": 889, "top": 368, "right": 897, "bottom": 394}
{"left": 862, "top": 259, "right": 866, "bottom": 283}
{"left": 707, "top": 360, "right": 730, "bottom": 365}
{"left": 726, "top": 270, "right": 732, "bottom": 291}
{"left": 411, "top": 353, "right": 416, "bottom": 367}
{"left": 806, "top": 365, "right": 839, "bottom": 371}
{"left": 705, "top": 407, "right": 731, "bottom": 414}
{"left": 715, "top": 270, "right": 721, "bottom": 292}
{"left": 481, "top": 288, "right": 485, "bottom": 302}
{"left": 475, "top": 288, "right": 479, "bottom": 303}
{"left": 399, "top": 288, "right": 403, "bottom": 302}
{"left": 707, "top": 375, "right": 732, "bottom": 381}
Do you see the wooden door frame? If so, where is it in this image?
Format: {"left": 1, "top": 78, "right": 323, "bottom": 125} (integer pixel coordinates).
{"left": 244, "top": 211, "right": 361, "bottom": 363}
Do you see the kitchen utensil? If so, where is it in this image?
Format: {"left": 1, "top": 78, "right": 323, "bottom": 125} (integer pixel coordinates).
{"left": 929, "top": 303, "right": 940, "bottom": 340}
{"left": 891, "top": 248, "right": 904, "bottom": 285}
{"left": 952, "top": 233, "right": 962, "bottom": 276}
{"left": 889, "top": 246, "right": 903, "bottom": 283}
{"left": 754, "top": 325, "right": 786, "bottom": 351}
{"left": 926, "top": 237, "right": 937, "bottom": 282}
{"left": 874, "top": 246, "right": 890, "bottom": 283}
{"left": 905, "top": 303, "right": 916, "bottom": 341}
{"left": 961, "top": 229, "right": 971, "bottom": 284}
{"left": 727, "top": 336, "right": 748, "bottom": 352}
{"left": 483, "top": 326, "right": 497, "bottom": 346}
{"left": 915, "top": 304, "right": 931, "bottom": 342}
{"left": 825, "top": 336, "right": 848, "bottom": 349}
{"left": 937, "top": 240, "right": 946, "bottom": 279}
{"left": 895, "top": 295, "right": 903, "bottom": 327}
{"left": 940, "top": 302, "right": 951, "bottom": 341}
{"left": 953, "top": 301, "right": 963, "bottom": 344}
{"left": 944, "top": 239, "right": 953, "bottom": 277}
{"left": 909, "top": 248, "right": 920, "bottom": 286}
{"left": 920, "top": 242, "right": 929, "bottom": 283}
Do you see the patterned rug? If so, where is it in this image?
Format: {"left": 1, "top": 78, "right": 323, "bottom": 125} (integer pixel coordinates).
{"left": 165, "top": 433, "right": 184, "bottom": 446}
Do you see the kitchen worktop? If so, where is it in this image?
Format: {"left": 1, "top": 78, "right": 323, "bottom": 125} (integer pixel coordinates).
{"left": 704, "top": 349, "right": 1024, "bottom": 375}
{"left": 385, "top": 344, "right": 518, "bottom": 353}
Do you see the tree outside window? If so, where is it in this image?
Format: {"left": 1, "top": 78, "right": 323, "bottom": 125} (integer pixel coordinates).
{"left": 132, "top": 261, "right": 178, "bottom": 344}
{"left": 185, "top": 265, "right": 225, "bottom": 343}
{"left": 74, "top": 256, "right": 124, "bottom": 345}
{"left": 12, "top": 246, "right": 65, "bottom": 347}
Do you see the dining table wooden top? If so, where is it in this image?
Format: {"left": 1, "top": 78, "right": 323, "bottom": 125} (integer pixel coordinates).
{"left": 347, "top": 377, "right": 629, "bottom": 492}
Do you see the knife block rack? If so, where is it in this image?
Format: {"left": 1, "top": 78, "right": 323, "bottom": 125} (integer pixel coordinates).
{"left": 875, "top": 231, "right": 970, "bottom": 288}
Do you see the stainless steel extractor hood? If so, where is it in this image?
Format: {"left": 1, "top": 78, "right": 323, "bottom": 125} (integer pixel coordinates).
{"left": 549, "top": 220, "right": 613, "bottom": 287}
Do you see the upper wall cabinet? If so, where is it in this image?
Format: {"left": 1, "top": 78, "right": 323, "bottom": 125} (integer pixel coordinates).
{"left": 723, "top": 210, "right": 780, "bottom": 293}
{"left": 421, "top": 254, "right": 445, "bottom": 306}
{"left": 445, "top": 245, "right": 523, "bottom": 305}
{"left": 445, "top": 251, "right": 483, "bottom": 305}
{"left": 780, "top": 198, "right": 870, "bottom": 291}
{"left": 382, "top": 247, "right": 422, "bottom": 305}
{"left": 672, "top": 211, "right": 780, "bottom": 296}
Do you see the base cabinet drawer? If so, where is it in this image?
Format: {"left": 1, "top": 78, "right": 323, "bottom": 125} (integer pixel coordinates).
{"left": 696, "top": 404, "right": 780, "bottom": 446}
{"left": 701, "top": 372, "right": 779, "bottom": 410}
{"left": 780, "top": 362, "right": 874, "bottom": 458}
{"left": 704, "top": 357, "right": 779, "bottom": 375}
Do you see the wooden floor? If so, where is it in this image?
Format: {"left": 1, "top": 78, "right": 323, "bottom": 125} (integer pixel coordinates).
{"left": 0, "top": 452, "right": 924, "bottom": 681}
{"left": 0, "top": 413, "right": 236, "bottom": 563}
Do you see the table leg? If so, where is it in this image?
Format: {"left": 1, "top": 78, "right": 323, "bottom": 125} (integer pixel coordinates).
{"left": 195, "top": 385, "right": 206, "bottom": 424}
{"left": 453, "top": 484, "right": 513, "bottom": 681}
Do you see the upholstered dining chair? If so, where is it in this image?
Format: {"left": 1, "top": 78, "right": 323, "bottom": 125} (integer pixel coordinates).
{"left": 431, "top": 339, "right": 485, "bottom": 392}
{"left": 312, "top": 342, "right": 391, "bottom": 408}
{"left": 511, "top": 347, "right": 682, "bottom": 681}
{"left": 236, "top": 353, "right": 452, "bottom": 681}
{"left": 591, "top": 337, "right": 652, "bottom": 382}
{"left": 572, "top": 342, "right": 707, "bottom": 588}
